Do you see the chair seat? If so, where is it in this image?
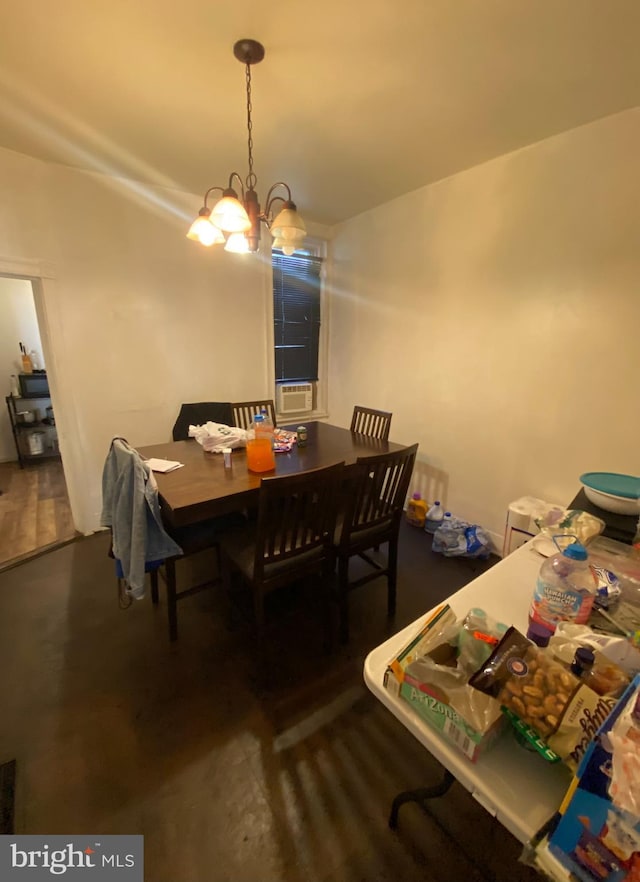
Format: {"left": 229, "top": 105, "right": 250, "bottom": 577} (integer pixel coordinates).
{"left": 333, "top": 515, "right": 393, "bottom": 550}
{"left": 222, "top": 523, "right": 326, "bottom": 582}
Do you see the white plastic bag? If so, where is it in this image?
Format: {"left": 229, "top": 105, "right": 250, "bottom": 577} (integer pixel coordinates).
{"left": 432, "top": 517, "right": 491, "bottom": 559}
{"left": 188, "top": 422, "right": 249, "bottom": 453}
{"left": 549, "top": 622, "right": 640, "bottom": 677}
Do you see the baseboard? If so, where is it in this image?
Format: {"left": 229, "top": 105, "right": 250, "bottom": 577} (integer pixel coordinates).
{"left": 0, "top": 533, "right": 82, "bottom": 574}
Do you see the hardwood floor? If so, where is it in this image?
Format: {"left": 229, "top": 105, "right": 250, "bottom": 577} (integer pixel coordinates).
{"left": 0, "top": 527, "right": 541, "bottom": 882}
{"left": 0, "top": 459, "right": 78, "bottom": 569}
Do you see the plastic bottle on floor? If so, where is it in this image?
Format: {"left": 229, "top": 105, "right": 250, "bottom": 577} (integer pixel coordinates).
{"left": 424, "top": 500, "right": 444, "bottom": 534}
{"left": 406, "top": 493, "right": 428, "bottom": 528}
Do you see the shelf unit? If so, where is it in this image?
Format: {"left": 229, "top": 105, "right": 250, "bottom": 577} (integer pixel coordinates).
{"left": 5, "top": 392, "right": 59, "bottom": 468}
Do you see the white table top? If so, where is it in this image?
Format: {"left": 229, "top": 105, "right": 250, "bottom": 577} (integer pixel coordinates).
{"left": 363, "top": 542, "right": 573, "bottom": 844}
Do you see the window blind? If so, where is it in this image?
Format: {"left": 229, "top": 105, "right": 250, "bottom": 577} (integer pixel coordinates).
{"left": 273, "top": 251, "right": 322, "bottom": 383}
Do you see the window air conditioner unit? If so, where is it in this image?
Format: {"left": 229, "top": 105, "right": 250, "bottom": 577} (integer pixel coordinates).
{"left": 277, "top": 383, "right": 313, "bottom": 414}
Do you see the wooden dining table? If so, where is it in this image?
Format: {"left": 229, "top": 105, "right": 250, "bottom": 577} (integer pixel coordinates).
{"left": 137, "top": 421, "right": 404, "bottom": 529}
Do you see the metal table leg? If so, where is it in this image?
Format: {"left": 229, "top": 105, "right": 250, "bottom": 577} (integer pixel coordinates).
{"left": 389, "top": 768, "right": 455, "bottom": 829}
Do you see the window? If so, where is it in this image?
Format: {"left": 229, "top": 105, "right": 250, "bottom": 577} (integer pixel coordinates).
{"left": 272, "top": 249, "right": 322, "bottom": 383}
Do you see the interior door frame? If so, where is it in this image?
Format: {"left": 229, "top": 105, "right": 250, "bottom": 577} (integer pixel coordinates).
{"left": 0, "top": 254, "right": 86, "bottom": 533}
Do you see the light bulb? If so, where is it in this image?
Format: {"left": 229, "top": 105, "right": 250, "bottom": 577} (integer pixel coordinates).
{"left": 211, "top": 196, "right": 251, "bottom": 233}
{"left": 273, "top": 235, "right": 302, "bottom": 256}
{"left": 224, "top": 232, "right": 250, "bottom": 253}
{"left": 187, "top": 214, "right": 224, "bottom": 246}
{"left": 271, "top": 206, "right": 306, "bottom": 241}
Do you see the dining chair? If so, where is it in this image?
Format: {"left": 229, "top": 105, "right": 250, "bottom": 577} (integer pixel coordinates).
{"left": 219, "top": 461, "right": 345, "bottom": 681}
{"left": 333, "top": 443, "right": 418, "bottom": 642}
{"left": 231, "top": 399, "right": 277, "bottom": 431}
{"left": 350, "top": 405, "right": 393, "bottom": 441}
{"left": 172, "top": 402, "right": 234, "bottom": 441}
{"left": 101, "top": 437, "right": 243, "bottom": 641}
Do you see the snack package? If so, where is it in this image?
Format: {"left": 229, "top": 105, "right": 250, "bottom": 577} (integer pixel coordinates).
{"left": 606, "top": 689, "right": 640, "bottom": 817}
{"left": 548, "top": 676, "right": 640, "bottom": 881}
{"left": 591, "top": 565, "right": 622, "bottom": 609}
{"left": 534, "top": 509, "right": 605, "bottom": 547}
{"left": 470, "top": 627, "right": 617, "bottom": 770}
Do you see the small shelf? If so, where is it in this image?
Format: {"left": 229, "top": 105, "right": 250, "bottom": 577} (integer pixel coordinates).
{"left": 5, "top": 395, "right": 59, "bottom": 469}
{"left": 12, "top": 419, "right": 54, "bottom": 431}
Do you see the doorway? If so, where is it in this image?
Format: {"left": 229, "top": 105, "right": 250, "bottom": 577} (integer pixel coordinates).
{"left": 0, "top": 274, "right": 77, "bottom": 569}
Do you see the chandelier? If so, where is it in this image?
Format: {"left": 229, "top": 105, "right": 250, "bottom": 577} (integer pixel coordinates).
{"left": 187, "top": 39, "right": 306, "bottom": 256}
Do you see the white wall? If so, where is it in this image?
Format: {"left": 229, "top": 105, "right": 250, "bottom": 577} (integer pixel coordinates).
{"left": 0, "top": 277, "right": 45, "bottom": 461}
{"left": 0, "top": 146, "right": 329, "bottom": 532}
{"left": 329, "top": 109, "right": 640, "bottom": 548}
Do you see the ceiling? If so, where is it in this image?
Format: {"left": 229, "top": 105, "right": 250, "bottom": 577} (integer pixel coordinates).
{"left": 1, "top": 0, "right": 639, "bottom": 226}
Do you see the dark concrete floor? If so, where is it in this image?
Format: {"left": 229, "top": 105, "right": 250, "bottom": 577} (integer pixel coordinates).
{"left": 0, "top": 522, "right": 541, "bottom": 882}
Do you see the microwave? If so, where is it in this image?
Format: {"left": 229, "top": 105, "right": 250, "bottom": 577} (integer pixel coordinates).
{"left": 19, "top": 371, "right": 50, "bottom": 398}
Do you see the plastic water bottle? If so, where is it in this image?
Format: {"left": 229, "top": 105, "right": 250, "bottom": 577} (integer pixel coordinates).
{"left": 432, "top": 512, "right": 457, "bottom": 552}
{"left": 424, "top": 500, "right": 444, "bottom": 534}
{"left": 406, "top": 493, "right": 428, "bottom": 527}
{"left": 527, "top": 538, "right": 597, "bottom": 646}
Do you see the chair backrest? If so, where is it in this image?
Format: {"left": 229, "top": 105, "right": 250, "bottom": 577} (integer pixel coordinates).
{"left": 350, "top": 406, "right": 393, "bottom": 441}
{"left": 253, "top": 461, "right": 344, "bottom": 587}
{"left": 337, "top": 444, "right": 418, "bottom": 551}
{"left": 172, "top": 402, "right": 234, "bottom": 441}
{"left": 232, "top": 400, "right": 277, "bottom": 431}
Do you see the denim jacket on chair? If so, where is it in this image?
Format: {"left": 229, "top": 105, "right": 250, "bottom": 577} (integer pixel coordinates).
{"left": 100, "top": 437, "right": 183, "bottom": 599}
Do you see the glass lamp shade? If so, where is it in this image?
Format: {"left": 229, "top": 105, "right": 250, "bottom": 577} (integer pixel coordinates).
{"left": 187, "top": 214, "right": 225, "bottom": 246}
{"left": 224, "top": 232, "right": 250, "bottom": 254}
{"left": 210, "top": 196, "right": 251, "bottom": 233}
{"left": 272, "top": 237, "right": 297, "bottom": 256}
{"left": 270, "top": 206, "right": 306, "bottom": 241}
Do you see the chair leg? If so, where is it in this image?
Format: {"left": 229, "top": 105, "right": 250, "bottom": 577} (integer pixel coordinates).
{"left": 338, "top": 557, "right": 350, "bottom": 644}
{"left": 150, "top": 569, "right": 159, "bottom": 605}
{"left": 387, "top": 538, "right": 398, "bottom": 617}
{"left": 320, "top": 568, "right": 334, "bottom": 655}
{"left": 166, "top": 558, "right": 178, "bottom": 641}
{"left": 252, "top": 587, "right": 267, "bottom": 686}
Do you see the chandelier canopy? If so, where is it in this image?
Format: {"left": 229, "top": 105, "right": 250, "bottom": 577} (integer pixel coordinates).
{"left": 187, "top": 39, "right": 306, "bottom": 256}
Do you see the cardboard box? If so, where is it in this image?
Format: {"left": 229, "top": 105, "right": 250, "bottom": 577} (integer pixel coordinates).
{"left": 384, "top": 605, "right": 504, "bottom": 763}
{"left": 548, "top": 674, "right": 640, "bottom": 881}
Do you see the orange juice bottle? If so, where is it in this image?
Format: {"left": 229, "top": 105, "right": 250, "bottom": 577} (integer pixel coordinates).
{"left": 247, "top": 415, "right": 275, "bottom": 472}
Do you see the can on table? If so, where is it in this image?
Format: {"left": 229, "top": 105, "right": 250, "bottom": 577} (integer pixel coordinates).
{"left": 297, "top": 426, "right": 307, "bottom": 447}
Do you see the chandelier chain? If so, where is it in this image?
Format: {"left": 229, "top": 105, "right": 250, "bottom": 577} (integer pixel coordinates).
{"left": 188, "top": 40, "right": 305, "bottom": 254}
{"left": 245, "top": 63, "right": 257, "bottom": 191}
